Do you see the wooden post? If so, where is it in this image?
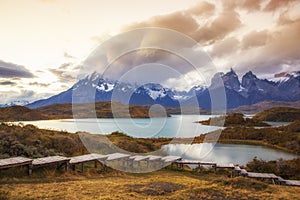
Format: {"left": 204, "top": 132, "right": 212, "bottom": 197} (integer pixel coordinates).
{"left": 28, "top": 164, "right": 33, "bottom": 175}
{"left": 81, "top": 163, "right": 84, "bottom": 172}
{"left": 94, "top": 160, "right": 97, "bottom": 168}
{"left": 103, "top": 161, "right": 107, "bottom": 171}
{"left": 272, "top": 179, "right": 275, "bottom": 185}
{"left": 65, "top": 162, "right": 69, "bottom": 172}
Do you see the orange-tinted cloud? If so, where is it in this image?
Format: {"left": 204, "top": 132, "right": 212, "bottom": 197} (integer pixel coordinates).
{"left": 239, "top": 0, "right": 262, "bottom": 12}
{"left": 125, "top": 1, "right": 241, "bottom": 45}
{"left": 187, "top": 1, "right": 215, "bottom": 16}
{"left": 125, "top": 11, "right": 198, "bottom": 41}
{"left": 194, "top": 10, "right": 242, "bottom": 45}
{"left": 241, "top": 30, "right": 269, "bottom": 50}
{"left": 235, "top": 19, "right": 300, "bottom": 74}
{"left": 211, "top": 37, "right": 240, "bottom": 57}
{"left": 88, "top": 0, "right": 300, "bottom": 81}
{"left": 264, "top": 0, "right": 297, "bottom": 12}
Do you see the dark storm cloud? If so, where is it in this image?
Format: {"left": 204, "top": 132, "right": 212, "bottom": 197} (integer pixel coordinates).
{"left": 0, "top": 80, "right": 16, "bottom": 86}
{"left": 29, "top": 82, "right": 50, "bottom": 87}
{"left": 0, "top": 60, "right": 34, "bottom": 78}
{"left": 48, "top": 68, "right": 75, "bottom": 81}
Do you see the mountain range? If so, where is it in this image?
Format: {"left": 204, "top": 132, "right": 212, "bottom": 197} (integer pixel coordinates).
{"left": 0, "top": 100, "right": 30, "bottom": 108}
{"left": 24, "top": 70, "right": 300, "bottom": 110}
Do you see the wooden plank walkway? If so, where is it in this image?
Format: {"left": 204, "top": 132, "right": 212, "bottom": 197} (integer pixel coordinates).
{"left": 70, "top": 154, "right": 108, "bottom": 164}
{"left": 33, "top": 156, "right": 70, "bottom": 166}
{"left": 216, "top": 163, "right": 234, "bottom": 169}
{"left": 175, "top": 160, "right": 216, "bottom": 166}
{"left": 146, "top": 155, "right": 162, "bottom": 161}
{"left": 129, "top": 156, "right": 149, "bottom": 162}
{"left": 0, "top": 157, "right": 32, "bottom": 169}
{"left": 69, "top": 154, "right": 109, "bottom": 172}
{"left": 161, "top": 156, "right": 182, "bottom": 163}
{"left": 240, "top": 169, "right": 248, "bottom": 175}
{"left": 32, "top": 156, "right": 70, "bottom": 173}
{"left": 247, "top": 172, "right": 278, "bottom": 179}
{"left": 0, "top": 155, "right": 299, "bottom": 187}
{"left": 234, "top": 166, "right": 241, "bottom": 171}
{"left": 105, "top": 153, "right": 130, "bottom": 161}
{"left": 284, "top": 180, "right": 300, "bottom": 186}
{"left": 0, "top": 157, "right": 33, "bottom": 175}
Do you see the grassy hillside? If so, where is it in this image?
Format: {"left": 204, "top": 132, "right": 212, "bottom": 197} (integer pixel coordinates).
{"left": 37, "top": 101, "right": 169, "bottom": 119}
{"left": 1, "top": 118, "right": 299, "bottom": 158}
{"left": 0, "top": 123, "right": 86, "bottom": 158}
{"left": 229, "top": 100, "right": 300, "bottom": 114}
{"left": 0, "top": 121, "right": 299, "bottom": 199}
{"left": 0, "top": 102, "right": 170, "bottom": 122}
{"left": 0, "top": 123, "right": 171, "bottom": 158}
{"left": 198, "top": 113, "right": 270, "bottom": 127}
{"left": 253, "top": 107, "right": 300, "bottom": 122}
{"left": 0, "top": 170, "right": 299, "bottom": 199}
{"left": 247, "top": 157, "right": 300, "bottom": 180}
{"left": 200, "top": 120, "right": 300, "bottom": 155}
{"left": 0, "top": 106, "right": 49, "bottom": 121}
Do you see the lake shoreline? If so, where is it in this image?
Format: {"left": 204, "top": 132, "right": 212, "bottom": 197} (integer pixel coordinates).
{"left": 216, "top": 139, "right": 297, "bottom": 155}
{"left": 5, "top": 120, "right": 299, "bottom": 156}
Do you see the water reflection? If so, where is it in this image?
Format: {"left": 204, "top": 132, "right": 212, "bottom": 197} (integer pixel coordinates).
{"left": 162, "top": 143, "right": 298, "bottom": 165}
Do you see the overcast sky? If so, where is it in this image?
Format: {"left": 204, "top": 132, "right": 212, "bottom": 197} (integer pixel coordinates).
{"left": 0, "top": 0, "right": 299, "bottom": 104}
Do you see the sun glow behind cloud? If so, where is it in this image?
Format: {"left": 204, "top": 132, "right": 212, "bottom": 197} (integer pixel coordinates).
{"left": 0, "top": 0, "right": 299, "bottom": 104}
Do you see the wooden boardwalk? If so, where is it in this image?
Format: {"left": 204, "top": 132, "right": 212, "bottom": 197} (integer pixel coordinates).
{"left": 70, "top": 154, "right": 108, "bottom": 172}
{"left": 284, "top": 180, "right": 300, "bottom": 186}
{"left": 0, "top": 157, "right": 32, "bottom": 169}
{"left": 0, "top": 157, "right": 33, "bottom": 175}
{"left": 0, "top": 155, "right": 299, "bottom": 187}
{"left": 105, "top": 153, "right": 131, "bottom": 161}
{"left": 32, "top": 156, "right": 70, "bottom": 167}
{"left": 32, "top": 156, "right": 70, "bottom": 174}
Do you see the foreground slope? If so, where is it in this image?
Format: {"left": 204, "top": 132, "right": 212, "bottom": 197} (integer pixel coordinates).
{"left": 0, "top": 102, "right": 168, "bottom": 122}
{"left": 253, "top": 107, "right": 300, "bottom": 122}
{"left": 0, "top": 170, "right": 299, "bottom": 200}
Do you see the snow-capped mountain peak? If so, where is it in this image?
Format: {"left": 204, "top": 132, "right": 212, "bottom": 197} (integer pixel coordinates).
{"left": 26, "top": 70, "right": 300, "bottom": 110}
{"left": 0, "top": 100, "right": 30, "bottom": 108}
{"left": 270, "top": 71, "right": 300, "bottom": 84}
{"left": 136, "top": 83, "right": 170, "bottom": 100}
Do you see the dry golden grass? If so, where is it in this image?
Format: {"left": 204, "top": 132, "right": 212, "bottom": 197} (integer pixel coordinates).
{"left": 0, "top": 169, "right": 299, "bottom": 200}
